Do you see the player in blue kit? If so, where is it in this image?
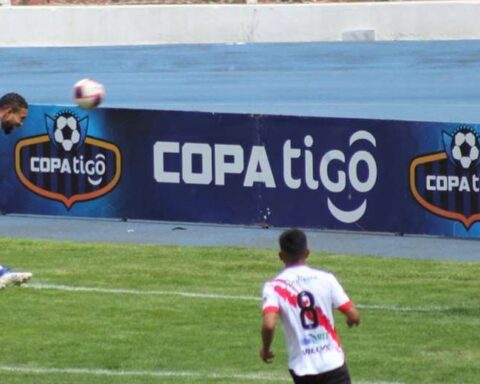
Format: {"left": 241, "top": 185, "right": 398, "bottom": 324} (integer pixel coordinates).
{"left": 0, "top": 93, "right": 32, "bottom": 289}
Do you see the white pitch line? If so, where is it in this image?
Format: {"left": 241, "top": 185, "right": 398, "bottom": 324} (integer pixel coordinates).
{"left": 25, "top": 282, "right": 257, "bottom": 301}
{"left": 356, "top": 304, "right": 456, "bottom": 313}
{"left": 0, "top": 365, "right": 289, "bottom": 382}
{"left": 24, "top": 282, "right": 466, "bottom": 313}
{"left": 0, "top": 365, "right": 406, "bottom": 384}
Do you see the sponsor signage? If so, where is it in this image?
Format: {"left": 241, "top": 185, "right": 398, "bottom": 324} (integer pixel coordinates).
{"left": 2, "top": 105, "right": 480, "bottom": 238}
{"left": 410, "top": 127, "right": 480, "bottom": 229}
{"left": 15, "top": 110, "right": 121, "bottom": 209}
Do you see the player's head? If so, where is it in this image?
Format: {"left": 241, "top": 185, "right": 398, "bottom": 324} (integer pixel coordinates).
{"left": 279, "top": 228, "right": 309, "bottom": 265}
{"left": 0, "top": 93, "right": 29, "bottom": 134}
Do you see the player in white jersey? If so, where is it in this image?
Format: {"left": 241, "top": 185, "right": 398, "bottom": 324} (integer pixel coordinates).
{"left": 260, "top": 228, "right": 360, "bottom": 384}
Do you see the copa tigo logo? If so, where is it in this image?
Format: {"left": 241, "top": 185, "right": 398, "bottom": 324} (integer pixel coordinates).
{"left": 153, "top": 130, "right": 377, "bottom": 224}
{"left": 15, "top": 110, "right": 122, "bottom": 209}
{"left": 410, "top": 126, "right": 480, "bottom": 228}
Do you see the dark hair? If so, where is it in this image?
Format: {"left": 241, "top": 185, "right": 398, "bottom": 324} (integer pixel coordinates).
{"left": 0, "top": 93, "right": 28, "bottom": 112}
{"left": 279, "top": 228, "right": 308, "bottom": 262}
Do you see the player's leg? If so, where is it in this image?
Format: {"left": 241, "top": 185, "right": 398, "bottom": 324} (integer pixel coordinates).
{"left": 0, "top": 266, "right": 32, "bottom": 289}
{"left": 289, "top": 364, "right": 351, "bottom": 384}
{"left": 289, "top": 370, "right": 321, "bottom": 384}
{"left": 320, "top": 364, "right": 351, "bottom": 384}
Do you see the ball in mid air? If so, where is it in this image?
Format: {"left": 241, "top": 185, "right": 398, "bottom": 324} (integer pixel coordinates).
{"left": 73, "top": 78, "right": 105, "bottom": 110}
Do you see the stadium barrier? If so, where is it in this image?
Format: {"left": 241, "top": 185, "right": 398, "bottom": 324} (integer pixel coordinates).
{"left": 1, "top": 2, "right": 480, "bottom": 46}
{"left": 1, "top": 105, "right": 480, "bottom": 238}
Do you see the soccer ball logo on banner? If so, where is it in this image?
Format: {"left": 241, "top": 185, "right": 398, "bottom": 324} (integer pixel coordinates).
{"left": 51, "top": 111, "right": 86, "bottom": 152}
{"left": 449, "top": 128, "right": 480, "bottom": 170}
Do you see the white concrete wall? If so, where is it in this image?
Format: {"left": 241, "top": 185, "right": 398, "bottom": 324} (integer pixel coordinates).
{"left": 1, "top": 2, "right": 480, "bottom": 46}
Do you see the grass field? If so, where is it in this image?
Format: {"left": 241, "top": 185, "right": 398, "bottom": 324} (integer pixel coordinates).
{"left": 0, "top": 237, "right": 478, "bottom": 384}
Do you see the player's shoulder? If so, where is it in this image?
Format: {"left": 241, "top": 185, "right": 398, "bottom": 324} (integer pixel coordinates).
{"left": 307, "top": 265, "right": 343, "bottom": 284}
{"left": 308, "top": 265, "right": 335, "bottom": 277}
{"left": 262, "top": 271, "right": 284, "bottom": 288}
{"left": 262, "top": 267, "right": 295, "bottom": 289}
{"left": 263, "top": 265, "right": 338, "bottom": 283}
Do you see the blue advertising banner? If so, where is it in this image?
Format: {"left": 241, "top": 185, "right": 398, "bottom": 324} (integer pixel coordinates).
{"left": 1, "top": 105, "right": 480, "bottom": 238}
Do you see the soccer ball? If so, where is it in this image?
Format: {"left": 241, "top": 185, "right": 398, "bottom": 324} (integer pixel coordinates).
{"left": 53, "top": 113, "right": 81, "bottom": 152}
{"left": 73, "top": 78, "right": 105, "bottom": 110}
{"left": 451, "top": 129, "right": 480, "bottom": 169}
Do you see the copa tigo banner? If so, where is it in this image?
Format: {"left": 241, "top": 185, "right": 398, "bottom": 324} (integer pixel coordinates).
{"left": 1, "top": 104, "right": 480, "bottom": 238}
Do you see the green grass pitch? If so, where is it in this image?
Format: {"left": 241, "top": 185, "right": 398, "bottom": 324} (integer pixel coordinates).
{"left": 0, "top": 238, "right": 478, "bottom": 384}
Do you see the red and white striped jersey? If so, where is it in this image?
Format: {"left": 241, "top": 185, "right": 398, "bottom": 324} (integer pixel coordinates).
{"left": 262, "top": 265, "right": 352, "bottom": 376}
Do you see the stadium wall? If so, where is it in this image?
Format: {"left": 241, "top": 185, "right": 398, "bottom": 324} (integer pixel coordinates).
{"left": 1, "top": 2, "right": 480, "bottom": 46}
{"left": 3, "top": 3, "right": 480, "bottom": 238}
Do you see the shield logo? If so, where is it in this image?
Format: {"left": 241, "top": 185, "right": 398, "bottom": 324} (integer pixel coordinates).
{"left": 15, "top": 110, "right": 122, "bottom": 209}
{"left": 410, "top": 128, "right": 480, "bottom": 229}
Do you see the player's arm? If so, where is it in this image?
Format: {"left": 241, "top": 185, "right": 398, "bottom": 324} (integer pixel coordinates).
{"left": 330, "top": 273, "right": 361, "bottom": 328}
{"left": 260, "top": 311, "right": 278, "bottom": 363}
{"left": 338, "top": 301, "right": 360, "bottom": 328}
